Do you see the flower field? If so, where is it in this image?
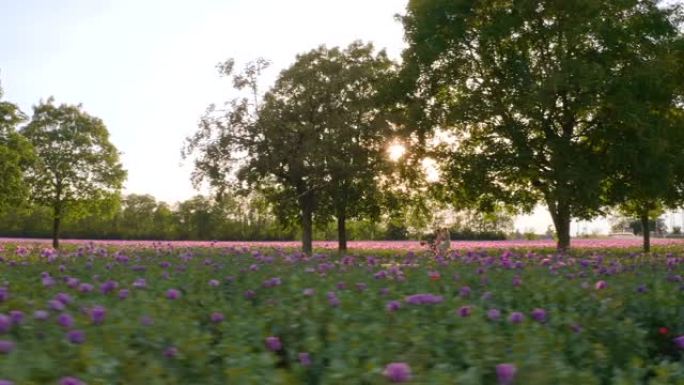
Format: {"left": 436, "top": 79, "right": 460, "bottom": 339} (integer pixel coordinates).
{"left": 3, "top": 237, "right": 684, "bottom": 251}
{"left": 0, "top": 243, "right": 683, "bottom": 384}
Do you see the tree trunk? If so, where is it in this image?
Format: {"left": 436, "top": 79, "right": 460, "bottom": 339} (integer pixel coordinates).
{"left": 337, "top": 210, "right": 347, "bottom": 252}
{"left": 548, "top": 199, "right": 571, "bottom": 252}
{"left": 52, "top": 204, "right": 62, "bottom": 249}
{"left": 640, "top": 211, "right": 651, "bottom": 253}
{"left": 299, "top": 194, "right": 314, "bottom": 255}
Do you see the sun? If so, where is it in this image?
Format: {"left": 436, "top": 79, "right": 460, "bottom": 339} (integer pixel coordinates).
{"left": 388, "top": 143, "right": 406, "bottom": 161}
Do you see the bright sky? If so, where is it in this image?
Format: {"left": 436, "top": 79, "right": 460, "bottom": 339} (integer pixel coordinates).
{"left": 0, "top": 0, "right": 406, "bottom": 203}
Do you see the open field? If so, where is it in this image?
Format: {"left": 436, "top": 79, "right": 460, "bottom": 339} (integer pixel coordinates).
{"left": 3, "top": 237, "right": 684, "bottom": 251}
{"left": 0, "top": 242, "right": 682, "bottom": 384}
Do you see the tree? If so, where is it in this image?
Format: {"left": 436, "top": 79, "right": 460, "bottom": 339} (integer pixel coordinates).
{"left": 602, "top": 30, "right": 684, "bottom": 252}
{"left": 21, "top": 98, "right": 126, "bottom": 248}
{"left": 175, "top": 195, "right": 216, "bottom": 240}
{"left": 120, "top": 194, "right": 158, "bottom": 239}
{"left": 185, "top": 43, "right": 395, "bottom": 254}
{"left": 295, "top": 42, "right": 395, "bottom": 251}
{"left": 0, "top": 81, "right": 33, "bottom": 212}
{"left": 400, "top": 0, "right": 683, "bottom": 250}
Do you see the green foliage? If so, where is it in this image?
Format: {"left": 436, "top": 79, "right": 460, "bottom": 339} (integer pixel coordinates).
{"left": 0, "top": 193, "right": 297, "bottom": 241}
{"left": 600, "top": 23, "right": 684, "bottom": 251}
{"left": 21, "top": 98, "right": 126, "bottom": 247}
{"left": 399, "top": 0, "right": 684, "bottom": 250}
{"left": 0, "top": 81, "right": 34, "bottom": 212}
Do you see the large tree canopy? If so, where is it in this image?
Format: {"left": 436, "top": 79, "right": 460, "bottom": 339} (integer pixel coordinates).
{"left": 400, "top": 0, "right": 683, "bottom": 250}
{"left": 299, "top": 42, "right": 396, "bottom": 251}
{"left": 22, "top": 98, "right": 126, "bottom": 248}
{"left": 0, "top": 82, "right": 33, "bottom": 212}
{"left": 185, "top": 42, "right": 395, "bottom": 254}
{"left": 602, "top": 35, "right": 684, "bottom": 252}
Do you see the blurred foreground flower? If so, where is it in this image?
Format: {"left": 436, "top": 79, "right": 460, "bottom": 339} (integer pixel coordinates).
{"left": 265, "top": 336, "right": 282, "bottom": 352}
{"left": 496, "top": 363, "right": 517, "bottom": 385}
{"left": 59, "top": 377, "right": 86, "bottom": 385}
{"left": 384, "top": 362, "right": 411, "bottom": 383}
{"left": 675, "top": 335, "right": 684, "bottom": 349}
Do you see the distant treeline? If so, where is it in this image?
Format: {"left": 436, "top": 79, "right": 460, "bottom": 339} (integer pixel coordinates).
{"left": 0, "top": 193, "right": 510, "bottom": 242}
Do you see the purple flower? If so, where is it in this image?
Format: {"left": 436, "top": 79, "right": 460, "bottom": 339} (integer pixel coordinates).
{"left": 208, "top": 279, "right": 220, "bottom": 287}
{"left": 383, "top": 362, "right": 411, "bottom": 383}
{"left": 0, "top": 287, "right": 8, "bottom": 302}
{"left": 327, "top": 291, "right": 340, "bottom": 307}
{"left": 531, "top": 308, "right": 547, "bottom": 323}
{"left": 265, "top": 336, "right": 282, "bottom": 351}
{"left": 48, "top": 299, "right": 65, "bottom": 312}
{"left": 166, "top": 289, "right": 181, "bottom": 300}
{"left": 118, "top": 289, "right": 129, "bottom": 300}
{"left": 302, "top": 288, "right": 315, "bottom": 296}
{"left": 78, "top": 283, "right": 94, "bottom": 293}
{"left": 0, "top": 315, "right": 11, "bottom": 334}
{"left": 458, "top": 305, "right": 472, "bottom": 317}
{"left": 89, "top": 306, "right": 106, "bottom": 325}
{"left": 132, "top": 278, "right": 147, "bottom": 289}
{"left": 386, "top": 300, "right": 401, "bottom": 312}
{"left": 512, "top": 276, "right": 522, "bottom": 287}
{"left": 67, "top": 330, "right": 86, "bottom": 344}
{"left": 100, "top": 280, "right": 119, "bottom": 294}
{"left": 405, "top": 293, "right": 443, "bottom": 305}
{"left": 262, "top": 277, "right": 282, "bottom": 288}
{"left": 496, "top": 363, "right": 517, "bottom": 385}
{"left": 34, "top": 310, "right": 49, "bottom": 321}
{"left": 298, "top": 352, "right": 312, "bottom": 366}
{"left": 59, "top": 377, "right": 85, "bottom": 385}
{"left": 210, "top": 312, "right": 224, "bottom": 323}
{"left": 164, "top": 346, "right": 178, "bottom": 358}
{"left": 487, "top": 309, "right": 501, "bottom": 321}
{"left": 9, "top": 311, "right": 23, "bottom": 325}
{"left": 674, "top": 335, "right": 684, "bottom": 349}
{"left": 508, "top": 312, "right": 524, "bottom": 324}
{"left": 55, "top": 293, "right": 72, "bottom": 305}
{"left": 595, "top": 280, "right": 607, "bottom": 290}
{"left": 459, "top": 286, "right": 472, "bottom": 298}
{"left": 481, "top": 291, "right": 493, "bottom": 301}
{"left": 57, "top": 313, "right": 74, "bottom": 329}
{"left": 42, "top": 276, "right": 55, "bottom": 287}
{"left": 0, "top": 340, "right": 15, "bottom": 354}
{"left": 0, "top": 379, "right": 14, "bottom": 385}
{"left": 66, "top": 277, "right": 80, "bottom": 288}
{"left": 244, "top": 290, "right": 256, "bottom": 299}
{"left": 140, "top": 315, "right": 154, "bottom": 326}
{"left": 636, "top": 284, "right": 648, "bottom": 293}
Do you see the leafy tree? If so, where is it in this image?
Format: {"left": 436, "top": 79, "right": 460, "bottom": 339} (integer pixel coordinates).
{"left": 400, "top": 0, "right": 683, "bottom": 250}
{"left": 602, "top": 29, "right": 684, "bottom": 252}
{"left": 21, "top": 98, "right": 126, "bottom": 248}
{"left": 294, "top": 42, "right": 395, "bottom": 251}
{"left": 175, "top": 195, "right": 215, "bottom": 239}
{"left": 120, "top": 194, "right": 158, "bottom": 239}
{"left": 0, "top": 81, "right": 33, "bottom": 212}
{"left": 185, "top": 43, "right": 396, "bottom": 253}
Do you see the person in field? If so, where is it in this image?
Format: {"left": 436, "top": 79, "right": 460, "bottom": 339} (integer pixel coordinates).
{"left": 436, "top": 227, "right": 451, "bottom": 255}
